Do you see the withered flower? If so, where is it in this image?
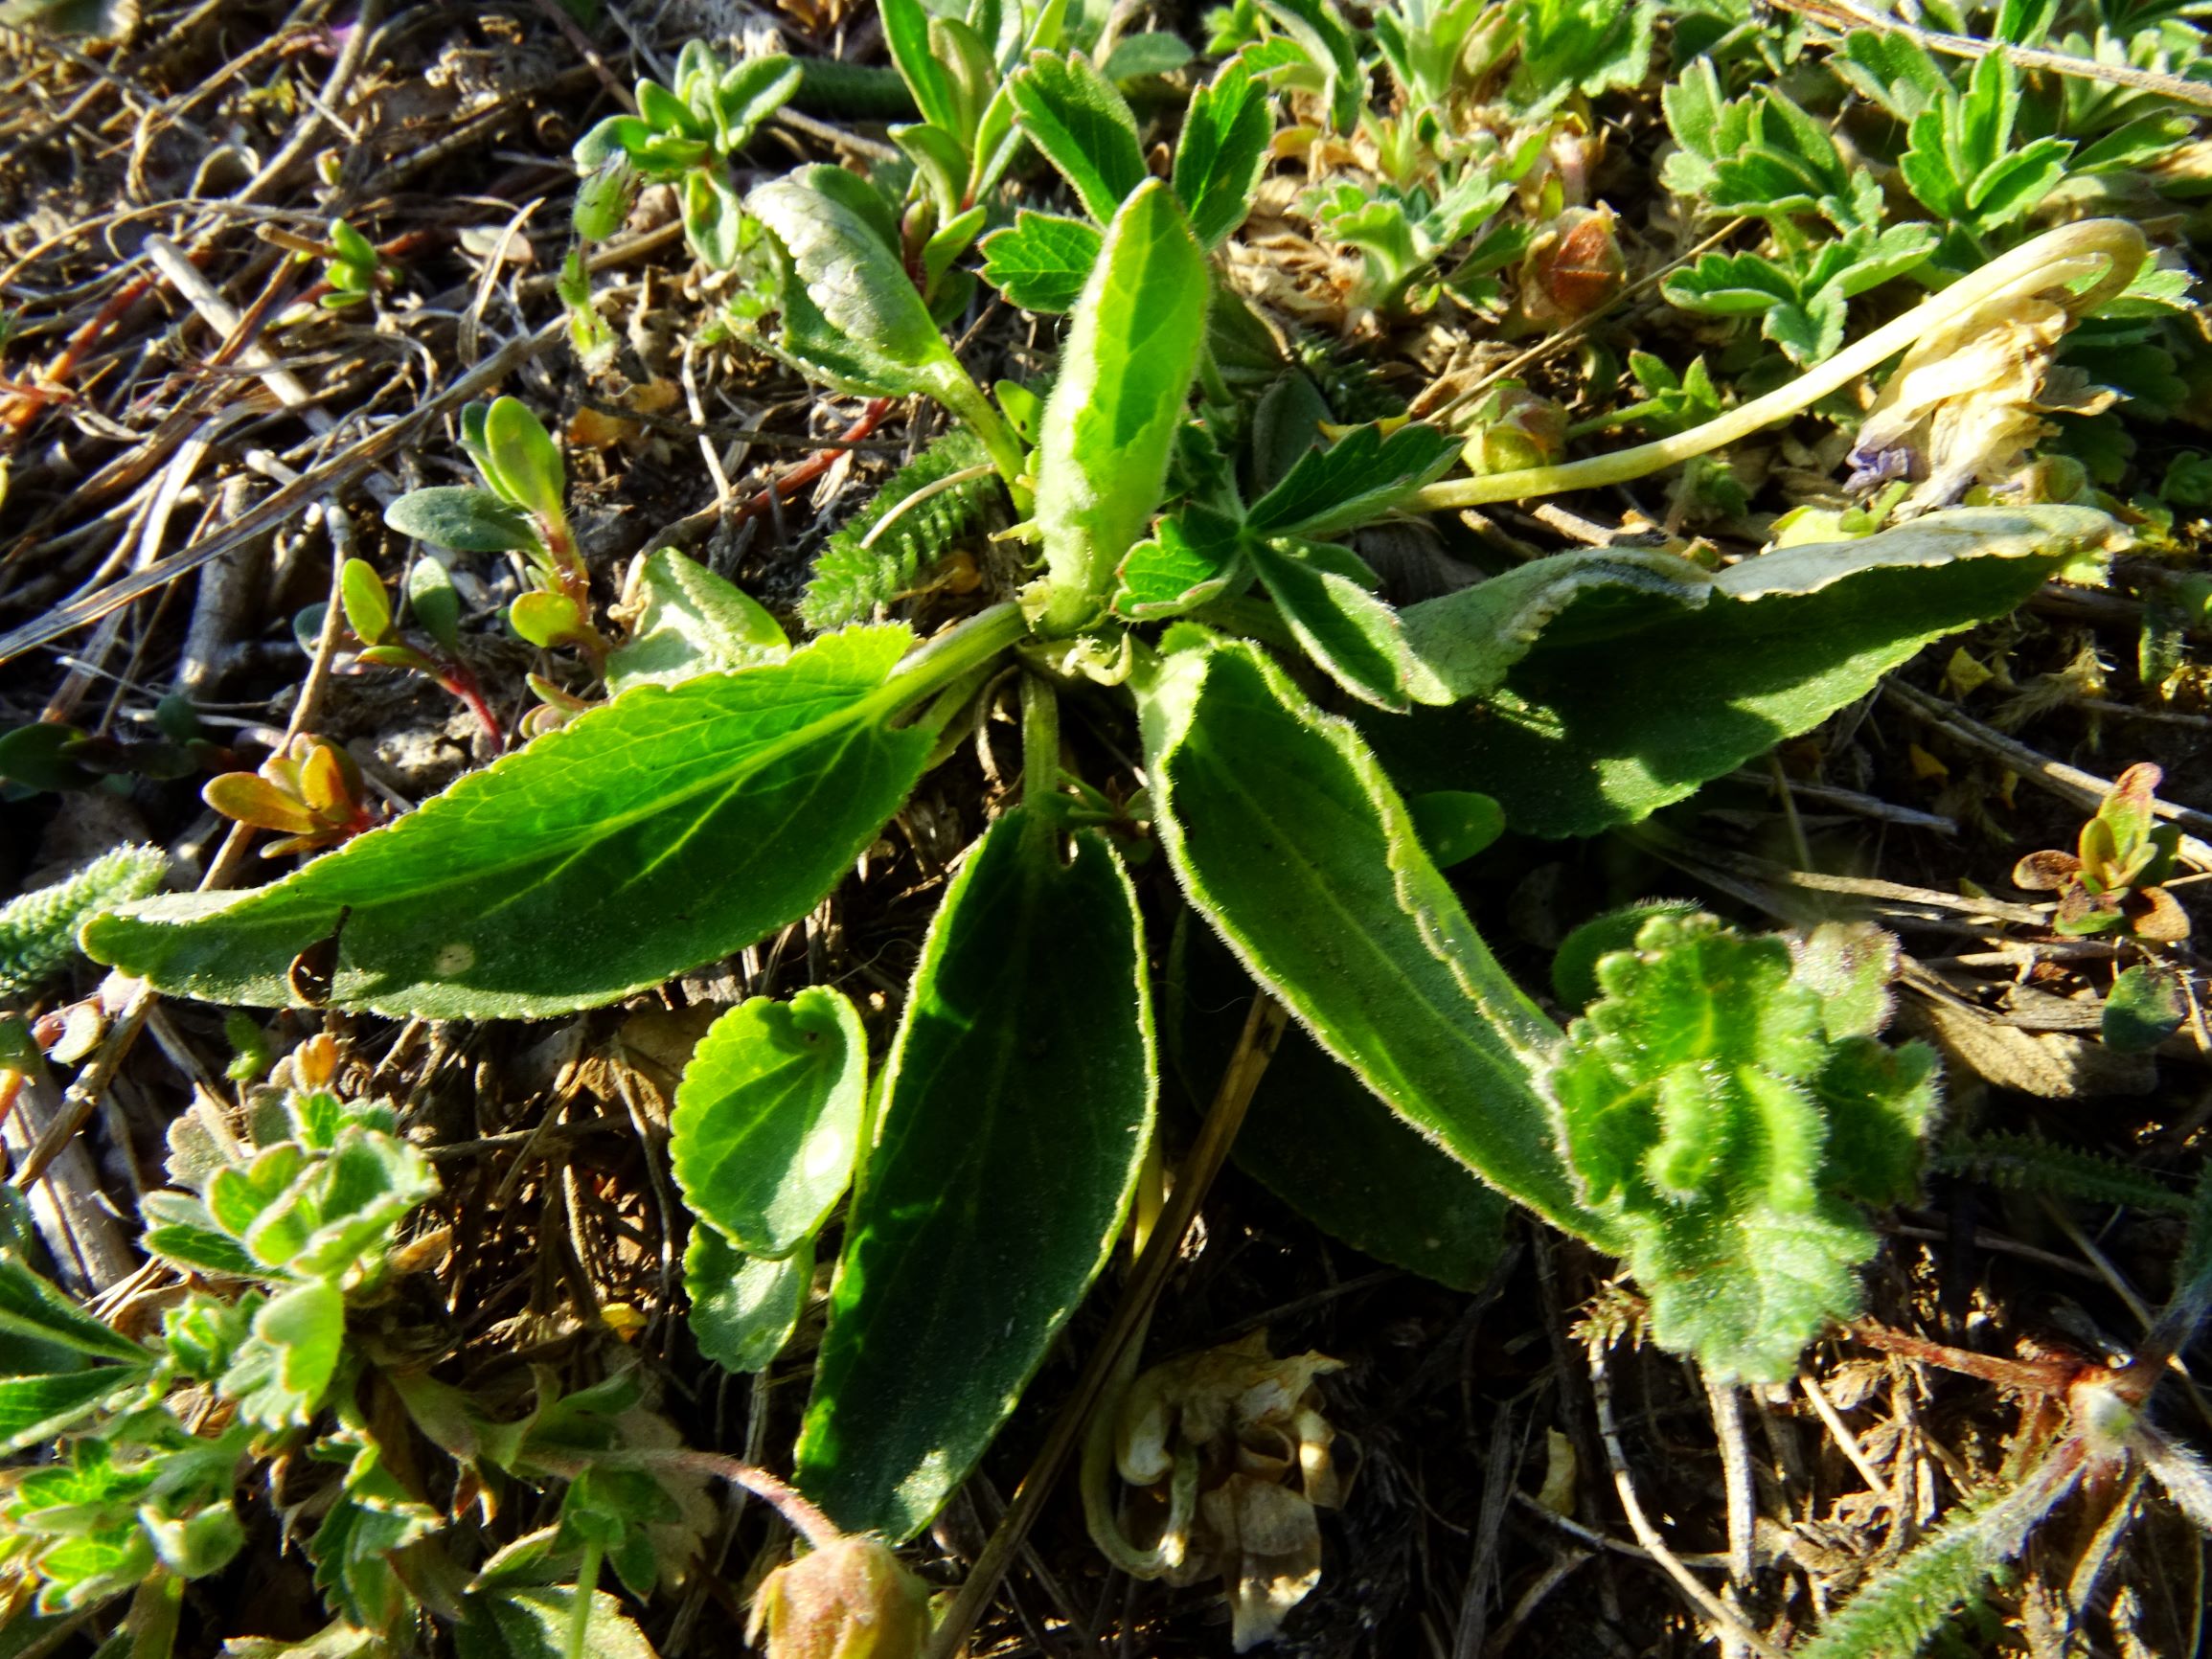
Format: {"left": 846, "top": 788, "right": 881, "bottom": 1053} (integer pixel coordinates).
{"left": 746, "top": 1534, "right": 930, "bottom": 1659}
{"left": 1088, "top": 1332, "right": 1351, "bottom": 1651}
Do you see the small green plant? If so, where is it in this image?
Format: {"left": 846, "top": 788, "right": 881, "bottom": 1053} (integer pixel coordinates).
{"left": 2012, "top": 761, "right": 2190, "bottom": 939}
{"left": 337, "top": 557, "right": 504, "bottom": 746}
{"left": 78, "top": 25, "right": 2166, "bottom": 1576}
{"left": 382, "top": 398, "right": 610, "bottom": 672}
{"left": 0, "top": 1034, "right": 702, "bottom": 1659}
{"left": 318, "top": 218, "right": 383, "bottom": 309}
{"left": 572, "top": 42, "right": 800, "bottom": 268}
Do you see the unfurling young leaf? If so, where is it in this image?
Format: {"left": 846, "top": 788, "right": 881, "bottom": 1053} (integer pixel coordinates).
{"left": 796, "top": 807, "right": 1154, "bottom": 1538}
{"left": 1032, "top": 179, "right": 1209, "bottom": 632}
{"left": 1548, "top": 910, "right": 1938, "bottom": 1379}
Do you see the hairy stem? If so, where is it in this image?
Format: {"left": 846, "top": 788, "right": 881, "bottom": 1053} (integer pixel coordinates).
{"left": 1411, "top": 218, "right": 2146, "bottom": 512}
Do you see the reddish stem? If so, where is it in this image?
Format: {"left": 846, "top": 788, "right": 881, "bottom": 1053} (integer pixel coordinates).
{"left": 731, "top": 399, "right": 895, "bottom": 529}
{"left": 434, "top": 665, "right": 506, "bottom": 752}
{"left": 1846, "top": 1319, "right": 2084, "bottom": 1396}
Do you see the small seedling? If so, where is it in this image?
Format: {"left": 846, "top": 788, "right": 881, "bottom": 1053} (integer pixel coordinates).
{"left": 2013, "top": 761, "right": 2190, "bottom": 940}
{"left": 337, "top": 557, "right": 504, "bottom": 746}
{"left": 203, "top": 734, "right": 376, "bottom": 857}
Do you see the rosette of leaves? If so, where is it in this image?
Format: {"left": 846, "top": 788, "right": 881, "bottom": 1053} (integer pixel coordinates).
{"left": 2012, "top": 761, "right": 2190, "bottom": 940}
{"left": 1548, "top": 913, "right": 1940, "bottom": 1380}
{"left": 81, "top": 77, "right": 2153, "bottom": 1547}
{"left": 571, "top": 41, "right": 800, "bottom": 267}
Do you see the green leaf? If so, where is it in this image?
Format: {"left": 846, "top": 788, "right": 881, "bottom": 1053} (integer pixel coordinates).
{"left": 1102, "top": 32, "right": 1195, "bottom": 80}
{"left": 83, "top": 628, "right": 938, "bottom": 1018}
{"left": 382, "top": 489, "right": 540, "bottom": 555}
{"left": 801, "top": 429, "right": 1002, "bottom": 632}
{"left": 139, "top": 1192, "right": 262, "bottom": 1278}
{"left": 1255, "top": 0, "right": 1361, "bottom": 130}
{"left": 1171, "top": 53, "right": 1273, "bottom": 249}
{"left": 1248, "top": 537, "right": 1416, "bottom": 711}
{"left": 682, "top": 170, "right": 745, "bottom": 270}
{"left": 749, "top": 166, "right": 990, "bottom": 423}
{"left": 878, "top": 0, "right": 962, "bottom": 132}
{"left": 796, "top": 807, "right": 1155, "bottom": 1539}
{"left": 712, "top": 55, "right": 802, "bottom": 152}
{"left": 1246, "top": 420, "right": 1459, "bottom": 540}
{"left": 1033, "top": 179, "right": 1208, "bottom": 630}
{"left": 338, "top": 560, "right": 391, "bottom": 646}
{"left": 2103, "top": 964, "right": 2184, "bottom": 1055}
{"left": 230, "top": 1280, "right": 345, "bottom": 1426}
{"left": 685, "top": 1225, "right": 809, "bottom": 1374}
{"left": 1406, "top": 790, "right": 1505, "bottom": 868}
{"left": 1136, "top": 634, "right": 1600, "bottom": 1238}
{"left": 1172, "top": 920, "right": 1511, "bottom": 1292}
{"left": 978, "top": 211, "right": 1102, "bottom": 312}
{"left": 1549, "top": 911, "right": 1937, "bottom": 1379}
{"left": 0, "top": 845, "right": 168, "bottom": 998}
{"left": 605, "top": 548, "right": 787, "bottom": 694}
{"left": 508, "top": 590, "right": 589, "bottom": 651}
{"left": 1111, "top": 506, "right": 1244, "bottom": 621}
{"left": 671, "top": 988, "right": 868, "bottom": 1257}
{"left": 0, "top": 1256, "right": 148, "bottom": 1365}
{"left": 892, "top": 122, "right": 969, "bottom": 222}
{"left": 482, "top": 398, "right": 565, "bottom": 526}
{"left": 454, "top": 1588, "right": 657, "bottom": 1659}
{"left": 1007, "top": 51, "right": 1148, "bottom": 224}
{"left": 406, "top": 558, "right": 463, "bottom": 653}
{"left": 1381, "top": 508, "right": 2121, "bottom": 837}
{"left": 0, "top": 1371, "right": 133, "bottom": 1453}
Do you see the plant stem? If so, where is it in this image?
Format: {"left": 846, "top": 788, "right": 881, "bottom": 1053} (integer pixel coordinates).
{"left": 566, "top": 1537, "right": 603, "bottom": 1659}
{"left": 1020, "top": 671, "right": 1060, "bottom": 807}
{"left": 936, "top": 375, "right": 1032, "bottom": 514}
{"left": 1410, "top": 218, "right": 2145, "bottom": 512}
{"left": 869, "top": 601, "right": 1028, "bottom": 721}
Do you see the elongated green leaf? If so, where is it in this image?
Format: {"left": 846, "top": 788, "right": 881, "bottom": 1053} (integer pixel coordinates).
{"left": 1172, "top": 54, "right": 1273, "bottom": 249}
{"left": 979, "top": 211, "right": 1102, "bottom": 312}
{"left": 878, "top": 0, "right": 961, "bottom": 133}
{"left": 1255, "top": 0, "right": 1361, "bottom": 131}
{"left": 1248, "top": 537, "right": 1415, "bottom": 711}
{"left": 483, "top": 398, "right": 565, "bottom": 526}
{"left": 604, "top": 548, "right": 787, "bottom": 694}
{"left": 84, "top": 629, "right": 936, "bottom": 1018}
{"left": 749, "top": 167, "right": 984, "bottom": 418}
{"left": 670, "top": 988, "right": 867, "bottom": 1258}
{"left": 796, "top": 807, "right": 1154, "bottom": 1538}
{"left": 1033, "top": 180, "right": 1209, "bottom": 630}
{"left": 0, "top": 1370, "right": 132, "bottom": 1452}
{"left": 1007, "top": 51, "right": 1147, "bottom": 224}
{"left": 382, "top": 489, "right": 539, "bottom": 555}
{"left": 0, "top": 1256, "right": 148, "bottom": 1364}
{"left": 1246, "top": 421, "right": 1461, "bottom": 541}
{"left": 1136, "top": 633, "right": 1603, "bottom": 1239}
{"left": 686, "top": 1226, "right": 810, "bottom": 1374}
{"left": 1172, "top": 920, "right": 1510, "bottom": 1292}
{"left": 1384, "top": 507, "right": 2122, "bottom": 836}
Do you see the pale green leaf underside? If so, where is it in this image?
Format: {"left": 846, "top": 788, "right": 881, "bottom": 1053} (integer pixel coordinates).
{"left": 604, "top": 548, "right": 787, "bottom": 694}
{"left": 670, "top": 987, "right": 868, "bottom": 1258}
{"left": 83, "top": 628, "right": 930, "bottom": 1019}
{"left": 797, "top": 809, "right": 1155, "bottom": 1539}
{"left": 686, "top": 1226, "right": 810, "bottom": 1375}
{"left": 1383, "top": 506, "right": 2120, "bottom": 836}
{"left": 1138, "top": 634, "right": 1607, "bottom": 1241}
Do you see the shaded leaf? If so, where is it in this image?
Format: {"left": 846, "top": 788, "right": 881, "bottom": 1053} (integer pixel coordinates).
{"left": 685, "top": 1226, "right": 809, "bottom": 1374}
{"left": 979, "top": 211, "right": 1102, "bottom": 312}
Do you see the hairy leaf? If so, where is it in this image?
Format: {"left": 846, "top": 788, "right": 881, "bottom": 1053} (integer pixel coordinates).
{"left": 605, "top": 549, "right": 787, "bottom": 694}
{"left": 797, "top": 808, "right": 1154, "bottom": 1538}
{"left": 802, "top": 430, "right": 1002, "bottom": 631}
{"left": 0, "top": 845, "right": 166, "bottom": 997}
{"left": 1007, "top": 51, "right": 1148, "bottom": 223}
{"left": 1382, "top": 508, "right": 2123, "bottom": 836}
{"left": 979, "top": 210, "right": 1103, "bottom": 312}
{"left": 1033, "top": 180, "right": 1209, "bottom": 630}
{"left": 1112, "top": 507, "right": 1245, "bottom": 621}
{"left": 0, "top": 1256, "right": 148, "bottom": 1365}
{"left": 84, "top": 629, "right": 935, "bottom": 1018}
{"left": 1549, "top": 911, "right": 1937, "bottom": 1379}
{"left": 1247, "top": 421, "right": 1458, "bottom": 540}
{"left": 670, "top": 987, "right": 867, "bottom": 1258}
{"left": 1247, "top": 537, "right": 1416, "bottom": 710}
{"left": 1172, "top": 53, "right": 1273, "bottom": 248}
{"left": 685, "top": 1226, "right": 810, "bottom": 1374}
{"left": 1137, "top": 633, "right": 1602, "bottom": 1238}
{"left": 382, "top": 489, "right": 539, "bottom": 555}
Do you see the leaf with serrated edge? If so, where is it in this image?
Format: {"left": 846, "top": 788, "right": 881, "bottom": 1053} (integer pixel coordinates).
{"left": 979, "top": 211, "right": 1103, "bottom": 313}
{"left": 671, "top": 988, "right": 867, "bottom": 1258}
{"left": 796, "top": 808, "right": 1154, "bottom": 1538}
{"left": 1007, "top": 51, "right": 1148, "bottom": 224}
{"left": 1247, "top": 538, "right": 1415, "bottom": 711}
{"left": 1246, "top": 421, "right": 1459, "bottom": 540}
{"left": 84, "top": 629, "right": 933, "bottom": 1018}
{"left": 1172, "top": 54, "right": 1273, "bottom": 248}
{"left": 0, "top": 1256, "right": 148, "bottom": 1364}
{"left": 1382, "top": 507, "right": 2122, "bottom": 836}
{"left": 1112, "top": 507, "right": 1243, "bottom": 621}
{"left": 686, "top": 1226, "right": 810, "bottom": 1374}
{"left": 1137, "top": 633, "right": 1607, "bottom": 1239}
